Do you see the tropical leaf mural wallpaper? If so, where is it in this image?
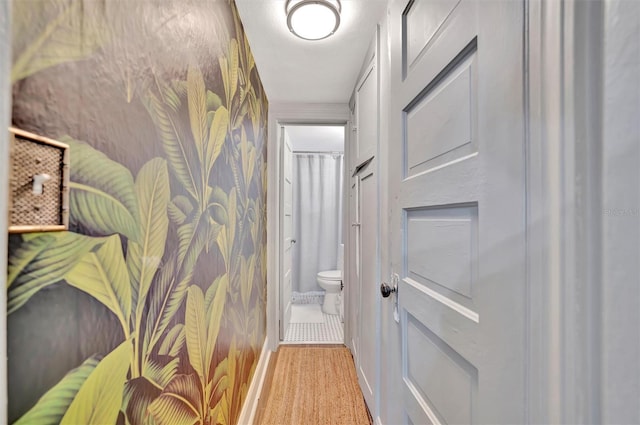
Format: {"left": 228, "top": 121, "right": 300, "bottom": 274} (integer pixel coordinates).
{"left": 8, "top": 0, "right": 268, "bottom": 423}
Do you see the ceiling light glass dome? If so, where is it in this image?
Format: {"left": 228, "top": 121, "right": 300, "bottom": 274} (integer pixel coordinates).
{"left": 285, "top": 0, "right": 341, "bottom": 41}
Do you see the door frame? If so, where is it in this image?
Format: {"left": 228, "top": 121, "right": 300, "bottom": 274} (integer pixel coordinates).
{"left": 279, "top": 126, "right": 293, "bottom": 340}
{"left": 525, "top": 0, "right": 604, "bottom": 423}
{"left": 0, "top": 0, "right": 11, "bottom": 415}
{"left": 266, "top": 103, "right": 350, "bottom": 350}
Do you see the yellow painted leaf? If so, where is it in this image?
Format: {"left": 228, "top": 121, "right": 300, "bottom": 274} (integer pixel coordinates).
{"left": 208, "top": 358, "right": 229, "bottom": 406}
{"left": 206, "top": 106, "right": 229, "bottom": 178}
{"left": 242, "top": 254, "right": 256, "bottom": 309}
{"left": 60, "top": 340, "right": 132, "bottom": 425}
{"left": 8, "top": 232, "right": 105, "bottom": 313}
{"left": 63, "top": 137, "right": 140, "bottom": 243}
{"left": 185, "top": 286, "right": 208, "bottom": 381}
{"left": 218, "top": 55, "right": 229, "bottom": 104}
{"left": 217, "top": 225, "right": 229, "bottom": 270}
{"left": 65, "top": 235, "right": 132, "bottom": 335}
{"left": 205, "top": 274, "right": 228, "bottom": 372}
{"left": 12, "top": 1, "right": 107, "bottom": 82}
{"left": 122, "top": 377, "right": 161, "bottom": 425}
{"left": 228, "top": 188, "right": 237, "bottom": 252}
{"left": 207, "top": 90, "right": 223, "bottom": 111}
{"left": 127, "top": 158, "right": 170, "bottom": 329}
{"left": 148, "top": 374, "right": 201, "bottom": 425}
{"left": 240, "top": 256, "right": 250, "bottom": 310}
{"left": 187, "top": 66, "right": 208, "bottom": 165}
{"left": 143, "top": 90, "right": 199, "bottom": 200}
{"left": 240, "top": 127, "right": 249, "bottom": 185}
{"left": 207, "top": 216, "right": 224, "bottom": 253}
{"left": 142, "top": 358, "right": 180, "bottom": 389}
{"left": 229, "top": 39, "right": 239, "bottom": 101}
{"left": 204, "top": 273, "right": 227, "bottom": 313}
{"left": 14, "top": 356, "right": 99, "bottom": 425}
{"left": 158, "top": 324, "right": 185, "bottom": 357}
{"left": 248, "top": 146, "right": 257, "bottom": 188}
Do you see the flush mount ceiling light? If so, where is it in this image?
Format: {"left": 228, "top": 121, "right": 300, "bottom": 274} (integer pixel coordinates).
{"left": 285, "top": 0, "right": 341, "bottom": 41}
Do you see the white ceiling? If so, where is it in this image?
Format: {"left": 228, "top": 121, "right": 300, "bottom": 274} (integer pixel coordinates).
{"left": 235, "top": 0, "right": 388, "bottom": 104}
{"left": 286, "top": 125, "right": 345, "bottom": 152}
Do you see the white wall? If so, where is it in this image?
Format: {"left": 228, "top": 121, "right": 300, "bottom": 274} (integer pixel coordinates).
{"left": 0, "top": 0, "right": 11, "bottom": 420}
{"left": 286, "top": 125, "right": 344, "bottom": 152}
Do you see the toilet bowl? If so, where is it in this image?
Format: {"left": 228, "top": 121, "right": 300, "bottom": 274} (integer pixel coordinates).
{"left": 317, "top": 244, "right": 344, "bottom": 315}
{"left": 317, "top": 270, "right": 342, "bottom": 315}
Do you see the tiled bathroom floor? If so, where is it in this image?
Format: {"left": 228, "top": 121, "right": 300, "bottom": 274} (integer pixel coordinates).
{"left": 283, "top": 307, "right": 343, "bottom": 344}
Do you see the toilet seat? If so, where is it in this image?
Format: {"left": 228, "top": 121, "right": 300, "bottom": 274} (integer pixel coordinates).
{"left": 317, "top": 270, "right": 341, "bottom": 280}
{"left": 317, "top": 270, "right": 342, "bottom": 315}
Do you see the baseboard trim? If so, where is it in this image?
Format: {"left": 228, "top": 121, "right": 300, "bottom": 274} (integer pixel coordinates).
{"left": 237, "top": 337, "right": 272, "bottom": 425}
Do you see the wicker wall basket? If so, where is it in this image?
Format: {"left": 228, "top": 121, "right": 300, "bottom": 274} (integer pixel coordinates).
{"left": 8, "top": 127, "right": 70, "bottom": 233}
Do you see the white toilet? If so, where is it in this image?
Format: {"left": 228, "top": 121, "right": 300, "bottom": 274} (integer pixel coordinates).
{"left": 317, "top": 244, "right": 344, "bottom": 315}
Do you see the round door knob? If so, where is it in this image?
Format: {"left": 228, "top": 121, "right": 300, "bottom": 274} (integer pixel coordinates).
{"left": 291, "top": 239, "right": 296, "bottom": 244}
{"left": 380, "top": 282, "right": 396, "bottom": 298}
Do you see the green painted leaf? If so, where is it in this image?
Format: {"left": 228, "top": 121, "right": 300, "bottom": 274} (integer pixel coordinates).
{"left": 158, "top": 324, "right": 185, "bottom": 357}
{"left": 60, "top": 340, "right": 132, "bottom": 425}
{"left": 14, "top": 356, "right": 99, "bottom": 425}
{"left": 168, "top": 196, "right": 193, "bottom": 226}
{"left": 148, "top": 375, "right": 202, "bottom": 425}
{"left": 142, "top": 358, "right": 180, "bottom": 389}
{"left": 177, "top": 211, "right": 209, "bottom": 281}
{"left": 122, "top": 377, "right": 162, "bottom": 425}
{"left": 208, "top": 186, "right": 228, "bottom": 225}
{"left": 11, "top": 1, "right": 107, "bottom": 82}
{"left": 61, "top": 137, "right": 140, "bottom": 243}
{"left": 143, "top": 254, "right": 178, "bottom": 360}
{"left": 65, "top": 235, "right": 132, "bottom": 335}
{"left": 145, "top": 88, "right": 199, "bottom": 201}
{"left": 185, "top": 286, "right": 207, "bottom": 381}
{"left": 144, "top": 210, "right": 208, "bottom": 360}
{"left": 206, "top": 215, "right": 223, "bottom": 254}
{"left": 205, "top": 274, "right": 228, "bottom": 374}
{"left": 206, "top": 91, "right": 223, "bottom": 112}
{"left": 8, "top": 232, "right": 105, "bottom": 314}
{"left": 127, "top": 158, "right": 170, "bottom": 327}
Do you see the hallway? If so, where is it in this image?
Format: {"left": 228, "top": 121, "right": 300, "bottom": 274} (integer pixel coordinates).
{"left": 2, "top": 0, "right": 639, "bottom": 424}
{"left": 255, "top": 345, "right": 371, "bottom": 425}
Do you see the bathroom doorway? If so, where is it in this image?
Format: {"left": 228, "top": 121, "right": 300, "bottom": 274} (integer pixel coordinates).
{"left": 280, "top": 124, "right": 345, "bottom": 344}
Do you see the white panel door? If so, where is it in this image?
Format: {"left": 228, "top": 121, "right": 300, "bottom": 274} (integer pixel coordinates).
{"left": 355, "top": 60, "right": 377, "bottom": 165}
{"left": 353, "top": 42, "right": 380, "bottom": 417}
{"left": 388, "top": 0, "right": 527, "bottom": 423}
{"left": 280, "top": 128, "right": 294, "bottom": 339}
{"left": 358, "top": 164, "right": 378, "bottom": 414}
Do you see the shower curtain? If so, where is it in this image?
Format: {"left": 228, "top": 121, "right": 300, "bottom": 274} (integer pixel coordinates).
{"left": 292, "top": 153, "right": 344, "bottom": 293}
